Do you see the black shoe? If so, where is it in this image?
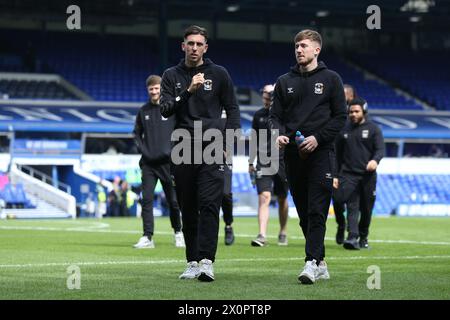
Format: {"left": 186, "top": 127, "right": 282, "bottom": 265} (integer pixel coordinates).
{"left": 343, "top": 237, "right": 360, "bottom": 250}
{"left": 224, "top": 226, "right": 234, "bottom": 246}
{"left": 359, "top": 238, "right": 369, "bottom": 249}
{"left": 336, "top": 228, "right": 345, "bottom": 245}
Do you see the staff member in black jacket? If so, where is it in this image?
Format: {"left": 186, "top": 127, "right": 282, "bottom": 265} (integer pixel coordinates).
{"left": 133, "top": 75, "right": 184, "bottom": 249}
{"left": 334, "top": 97, "right": 384, "bottom": 250}
{"left": 333, "top": 84, "right": 358, "bottom": 245}
{"left": 269, "top": 29, "right": 346, "bottom": 284}
{"left": 249, "top": 84, "right": 289, "bottom": 247}
{"left": 160, "top": 25, "right": 240, "bottom": 282}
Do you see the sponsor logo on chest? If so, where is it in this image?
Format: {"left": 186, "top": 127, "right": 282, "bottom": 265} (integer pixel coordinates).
{"left": 314, "top": 83, "right": 324, "bottom": 94}
{"left": 204, "top": 79, "right": 213, "bottom": 91}
{"left": 362, "top": 130, "right": 369, "bottom": 139}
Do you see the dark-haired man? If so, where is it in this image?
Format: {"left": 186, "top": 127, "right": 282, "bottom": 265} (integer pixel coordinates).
{"left": 333, "top": 83, "right": 358, "bottom": 245}
{"left": 334, "top": 97, "right": 384, "bottom": 250}
{"left": 160, "top": 25, "right": 240, "bottom": 282}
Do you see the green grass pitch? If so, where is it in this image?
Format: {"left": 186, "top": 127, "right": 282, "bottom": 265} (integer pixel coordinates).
{"left": 0, "top": 216, "right": 449, "bottom": 300}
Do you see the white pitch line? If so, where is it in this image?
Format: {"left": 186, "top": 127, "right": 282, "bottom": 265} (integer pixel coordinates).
{"left": 1, "top": 255, "right": 450, "bottom": 269}
{"left": 1, "top": 225, "right": 449, "bottom": 246}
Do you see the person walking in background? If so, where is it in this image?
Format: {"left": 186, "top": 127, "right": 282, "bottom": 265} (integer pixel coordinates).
{"left": 334, "top": 97, "right": 384, "bottom": 250}
{"left": 249, "top": 84, "right": 289, "bottom": 247}
{"left": 333, "top": 83, "right": 360, "bottom": 244}
{"left": 133, "top": 75, "right": 185, "bottom": 249}
{"left": 106, "top": 176, "right": 121, "bottom": 217}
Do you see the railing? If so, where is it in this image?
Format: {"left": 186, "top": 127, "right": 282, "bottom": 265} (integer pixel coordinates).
{"left": 10, "top": 165, "right": 76, "bottom": 218}
{"left": 16, "top": 164, "right": 71, "bottom": 194}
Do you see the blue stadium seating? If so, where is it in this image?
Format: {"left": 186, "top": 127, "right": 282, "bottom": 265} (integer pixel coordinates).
{"left": 351, "top": 52, "right": 450, "bottom": 110}
{"left": 232, "top": 172, "right": 450, "bottom": 215}
{"left": 375, "top": 174, "right": 450, "bottom": 215}
{"left": 0, "top": 79, "right": 77, "bottom": 100}
{"left": 0, "top": 183, "right": 35, "bottom": 209}
{"left": 0, "top": 29, "right": 429, "bottom": 108}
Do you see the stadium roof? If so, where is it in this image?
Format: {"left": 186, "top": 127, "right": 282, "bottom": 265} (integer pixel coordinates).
{"left": 0, "top": 0, "right": 449, "bottom": 31}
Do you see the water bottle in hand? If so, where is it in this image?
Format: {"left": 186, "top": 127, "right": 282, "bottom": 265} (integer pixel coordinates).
{"left": 295, "top": 131, "right": 308, "bottom": 159}
{"left": 295, "top": 131, "right": 305, "bottom": 146}
{"left": 250, "top": 170, "right": 256, "bottom": 187}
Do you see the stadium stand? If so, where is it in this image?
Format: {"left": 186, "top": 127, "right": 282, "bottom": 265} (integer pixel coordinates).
{"left": 350, "top": 52, "right": 450, "bottom": 110}
{"left": 0, "top": 79, "right": 78, "bottom": 100}
{"left": 0, "top": 182, "right": 35, "bottom": 209}
{"left": 0, "top": 54, "right": 27, "bottom": 73}
{"left": 0, "top": 29, "right": 427, "bottom": 109}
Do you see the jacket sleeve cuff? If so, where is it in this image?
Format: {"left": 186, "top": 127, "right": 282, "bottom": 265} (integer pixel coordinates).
{"left": 314, "top": 134, "right": 322, "bottom": 146}
{"left": 178, "top": 89, "right": 192, "bottom": 102}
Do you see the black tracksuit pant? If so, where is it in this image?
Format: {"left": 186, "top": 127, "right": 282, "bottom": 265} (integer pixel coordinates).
{"left": 140, "top": 162, "right": 182, "bottom": 238}
{"left": 333, "top": 199, "right": 346, "bottom": 230}
{"left": 340, "top": 172, "right": 377, "bottom": 240}
{"left": 284, "top": 146, "right": 335, "bottom": 262}
{"left": 222, "top": 164, "right": 233, "bottom": 226}
{"left": 174, "top": 162, "right": 225, "bottom": 263}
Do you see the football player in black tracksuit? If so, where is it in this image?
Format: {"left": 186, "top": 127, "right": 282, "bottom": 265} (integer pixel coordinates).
{"left": 333, "top": 84, "right": 358, "bottom": 245}
{"left": 132, "top": 75, "right": 184, "bottom": 249}
{"left": 269, "top": 30, "right": 346, "bottom": 284}
{"left": 160, "top": 26, "right": 240, "bottom": 282}
{"left": 334, "top": 97, "right": 384, "bottom": 250}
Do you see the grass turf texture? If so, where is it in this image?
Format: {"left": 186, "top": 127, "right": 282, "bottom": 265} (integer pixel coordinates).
{"left": 0, "top": 217, "right": 449, "bottom": 300}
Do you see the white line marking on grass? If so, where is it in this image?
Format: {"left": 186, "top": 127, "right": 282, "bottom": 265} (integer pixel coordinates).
{"left": 1, "top": 255, "right": 449, "bottom": 269}
{"left": 1, "top": 226, "right": 449, "bottom": 246}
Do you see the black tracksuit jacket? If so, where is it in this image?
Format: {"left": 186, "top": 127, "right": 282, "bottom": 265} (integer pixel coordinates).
{"left": 269, "top": 61, "right": 347, "bottom": 150}
{"left": 159, "top": 58, "right": 240, "bottom": 135}
{"left": 133, "top": 100, "right": 174, "bottom": 165}
{"left": 335, "top": 120, "right": 385, "bottom": 175}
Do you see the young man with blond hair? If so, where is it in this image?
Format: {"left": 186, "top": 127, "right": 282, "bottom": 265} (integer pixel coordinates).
{"left": 133, "top": 74, "right": 184, "bottom": 249}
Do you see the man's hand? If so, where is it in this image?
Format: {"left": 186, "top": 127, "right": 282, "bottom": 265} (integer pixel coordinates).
{"left": 366, "top": 160, "right": 378, "bottom": 172}
{"left": 333, "top": 178, "right": 339, "bottom": 189}
{"left": 299, "top": 135, "right": 318, "bottom": 153}
{"left": 248, "top": 163, "right": 256, "bottom": 174}
{"left": 188, "top": 73, "right": 205, "bottom": 92}
{"left": 276, "top": 136, "right": 289, "bottom": 149}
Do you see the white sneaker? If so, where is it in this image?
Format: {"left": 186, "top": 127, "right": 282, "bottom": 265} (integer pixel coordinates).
{"left": 298, "top": 259, "right": 318, "bottom": 284}
{"left": 179, "top": 261, "right": 200, "bottom": 279}
{"left": 198, "top": 259, "right": 215, "bottom": 282}
{"left": 316, "top": 260, "right": 330, "bottom": 280}
{"left": 133, "top": 236, "right": 154, "bottom": 249}
{"left": 174, "top": 232, "right": 185, "bottom": 248}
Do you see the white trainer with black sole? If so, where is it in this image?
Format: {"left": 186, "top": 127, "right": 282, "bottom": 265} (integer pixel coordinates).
{"left": 174, "top": 232, "right": 185, "bottom": 248}
{"left": 198, "top": 259, "right": 215, "bottom": 282}
{"left": 298, "top": 259, "right": 318, "bottom": 284}
{"left": 179, "top": 261, "right": 200, "bottom": 279}
{"left": 316, "top": 260, "right": 330, "bottom": 280}
{"left": 133, "top": 236, "right": 155, "bottom": 249}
